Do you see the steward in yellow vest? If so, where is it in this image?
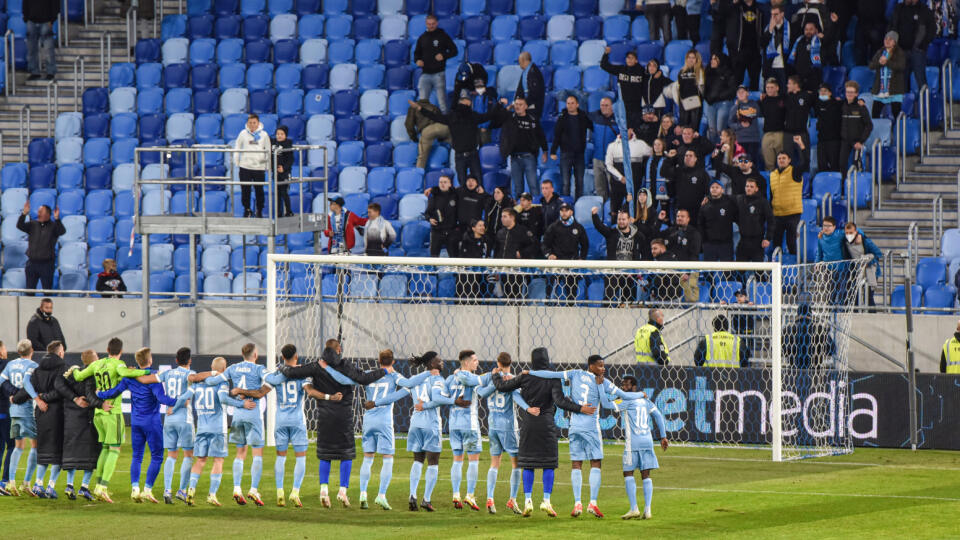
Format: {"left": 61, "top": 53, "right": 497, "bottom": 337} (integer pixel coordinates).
{"left": 634, "top": 308, "right": 670, "bottom": 365}
{"left": 694, "top": 314, "right": 750, "bottom": 368}
{"left": 940, "top": 322, "right": 960, "bottom": 374}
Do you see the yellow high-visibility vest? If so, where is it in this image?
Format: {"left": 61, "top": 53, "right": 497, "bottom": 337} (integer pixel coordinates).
{"left": 704, "top": 331, "right": 741, "bottom": 368}
{"left": 635, "top": 323, "right": 669, "bottom": 364}
{"left": 943, "top": 337, "right": 960, "bottom": 374}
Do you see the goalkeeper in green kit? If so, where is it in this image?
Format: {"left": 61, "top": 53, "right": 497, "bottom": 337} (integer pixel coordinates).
{"left": 67, "top": 337, "right": 151, "bottom": 503}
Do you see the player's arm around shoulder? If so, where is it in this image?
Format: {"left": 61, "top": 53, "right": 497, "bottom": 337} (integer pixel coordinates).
{"left": 96, "top": 377, "right": 129, "bottom": 400}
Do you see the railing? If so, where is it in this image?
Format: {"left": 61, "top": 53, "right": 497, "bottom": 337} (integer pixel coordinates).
{"left": 795, "top": 220, "right": 807, "bottom": 264}
{"left": 126, "top": 7, "right": 138, "bottom": 63}
{"left": 5, "top": 30, "right": 14, "bottom": 97}
{"left": 906, "top": 221, "right": 919, "bottom": 273}
{"left": 894, "top": 111, "right": 907, "bottom": 188}
{"left": 72, "top": 56, "right": 84, "bottom": 113}
{"left": 58, "top": 0, "right": 69, "bottom": 48}
{"left": 881, "top": 250, "right": 896, "bottom": 305}
{"left": 820, "top": 191, "right": 832, "bottom": 220}
{"left": 86, "top": 0, "right": 96, "bottom": 26}
{"left": 870, "top": 138, "right": 883, "bottom": 211}
{"left": 18, "top": 105, "right": 30, "bottom": 162}
{"left": 956, "top": 168, "right": 960, "bottom": 229}
{"left": 99, "top": 32, "right": 112, "bottom": 87}
{"left": 932, "top": 195, "right": 944, "bottom": 253}
{"left": 918, "top": 84, "right": 930, "bottom": 158}
{"left": 846, "top": 165, "right": 858, "bottom": 224}
{"left": 46, "top": 80, "right": 59, "bottom": 138}
{"left": 942, "top": 58, "right": 954, "bottom": 133}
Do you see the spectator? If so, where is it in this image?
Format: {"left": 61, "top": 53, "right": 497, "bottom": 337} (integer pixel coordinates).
{"left": 633, "top": 188, "right": 666, "bottom": 241}
{"left": 600, "top": 47, "right": 645, "bottom": 124}
{"left": 674, "top": 0, "right": 703, "bottom": 43}
{"left": 484, "top": 186, "right": 514, "bottom": 244}
{"left": 649, "top": 238, "right": 682, "bottom": 302}
{"left": 589, "top": 97, "right": 619, "bottom": 201}
{"left": 515, "top": 192, "right": 545, "bottom": 252}
{"left": 663, "top": 208, "right": 702, "bottom": 302}
{"left": 814, "top": 83, "right": 843, "bottom": 172}
{"left": 453, "top": 62, "right": 488, "bottom": 103}
{"left": 715, "top": 0, "right": 764, "bottom": 91}
{"left": 455, "top": 175, "right": 491, "bottom": 235}
{"left": 677, "top": 125, "right": 716, "bottom": 162}
{"left": 426, "top": 175, "right": 459, "bottom": 257}
{"left": 363, "top": 202, "right": 396, "bottom": 257}
{"left": 710, "top": 128, "right": 745, "bottom": 170}
{"left": 233, "top": 114, "right": 271, "bottom": 218}
{"left": 26, "top": 298, "right": 66, "bottom": 353}
{"left": 698, "top": 178, "right": 739, "bottom": 262}
{"left": 940, "top": 319, "right": 960, "bottom": 374}
{"left": 414, "top": 14, "right": 457, "bottom": 113}
{"left": 854, "top": 0, "right": 888, "bottom": 65}
{"left": 762, "top": 4, "right": 790, "bottom": 89}
{"left": 728, "top": 85, "right": 761, "bottom": 163}
{"left": 787, "top": 22, "right": 826, "bottom": 93}
{"left": 457, "top": 219, "right": 490, "bottom": 302}
{"left": 17, "top": 202, "right": 65, "bottom": 292}
{"left": 643, "top": 139, "right": 670, "bottom": 205}
{"left": 717, "top": 153, "right": 766, "bottom": 197}
{"left": 405, "top": 98, "right": 449, "bottom": 169}
{"left": 869, "top": 31, "right": 907, "bottom": 118}
{"left": 514, "top": 51, "right": 545, "bottom": 120}
{"left": 593, "top": 205, "right": 645, "bottom": 303}
{"left": 605, "top": 132, "right": 653, "bottom": 219}
{"left": 494, "top": 208, "right": 537, "bottom": 300}
{"left": 703, "top": 53, "right": 738, "bottom": 143}
{"left": 759, "top": 77, "right": 787, "bottom": 171}
{"left": 674, "top": 50, "right": 706, "bottom": 129}
{"left": 664, "top": 148, "right": 710, "bottom": 224}
{"left": 324, "top": 196, "right": 367, "bottom": 254}
{"left": 95, "top": 259, "right": 127, "bottom": 297}
{"left": 273, "top": 126, "right": 294, "bottom": 217}
{"left": 642, "top": 0, "right": 674, "bottom": 43}
{"left": 642, "top": 59, "right": 670, "bottom": 114}
{"left": 768, "top": 141, "right": 807, "bottom": 256}
{"left": 815, "top": 216, "right": 844, "bottom": 263}
{"left": 660, "top": 114, "right": 682, "bottom": 149}
{"left": 843, "top": 221, "right": 883, "bottom": 306}
{"left": 550, "top": 95, "right": 593, "bottom": 200}
{"left": 734, "top": 177, "right": 774, "bottom": 262}
{"left": 24, "top": 0, "right": 58, "bottom": 80}
{"left": 839, "top": 81, "right": 873, "bottom": 181}
{"left": 409, "top": 91, "right": 496, "bottom": 185}
{"left": 694, "top": 315, "right": 750, "bottom": 368}
{"left": 930, "top": 0, "right": 958, "bottom": 39}
{"left": 495, "top": 96, "right": 548, "bottom": 197}
{"left": 784, "top": 299, "right": 834, "bottom": 369}
{"left": 888, "top": 0, "right": 936, "bottom": 92}
{"left": 635, "top": 106, "right": 661, "bottom": 146}
{"left": 539, "top": 180, "right": 562, "bottom": 228}
{"left": 784, "top": 75, "right": 814, "bottom": 164}
{"left": 542, "top": 202, "right": 588, "bottom": 302}
{"left": 467, "top": 67, "right": 499, "bottom": 146}
{"left": 790, "top": 0, "right": 834, "bottom": 43}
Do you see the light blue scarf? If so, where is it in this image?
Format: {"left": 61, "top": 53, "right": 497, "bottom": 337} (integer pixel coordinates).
{"left": 788, "top": 34, "right": 821, "bottom": 67}
{"left": 766, "top": 21, "right": 789, "bottom": 59}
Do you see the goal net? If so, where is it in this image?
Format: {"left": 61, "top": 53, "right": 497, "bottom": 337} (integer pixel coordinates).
{"left": 267, "top": 255, "right": 868, "bottom": 462}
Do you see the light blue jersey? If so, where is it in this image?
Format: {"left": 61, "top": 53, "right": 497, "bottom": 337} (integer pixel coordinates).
{"left": 264, "top": 371, "right": 308, "bottom": 428}
{"left": 363, "top": 370, "right": 430, "bottom": 432}
{"left": 618, "top": 397, "right": 667, "bottom": 451}
{"left": 409, "top": 374, "right": 453, "bottom": 432}
{"left": 157, "top": 366, "right": 196, "bottom": 424}
{"left": 0, "top": 358, "right": 38, "bottom": 418}
{"left": 477, "top": 380, "right": 529, "bottom": 432}
{"left": 220, "top": 361, "right": 268, "bottom": 424}
{"left": 193, "top": 383, "right": 244, "bottom": 435}
{"left": 530, "top": 369, "right": 618, "bottom": 434}
{"left": 450, "top": 371, "right": 491, "bottom": 433}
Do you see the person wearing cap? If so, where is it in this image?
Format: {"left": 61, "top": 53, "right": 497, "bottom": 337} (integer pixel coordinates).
{"left": 600, "top": 47, "right": 645, "bottom": 123}
{"left": 542, "top": 202, "right": 589, "bottom": 302}
{"left": 888, "top": 0, "right": 936, "bottom": 94}
{"left": 323, "top": 196, "right": 367, "bottom": 254}
{"left": 839, "top": 80, "right": 873, "bottom": 183}
{"left": 605, "top": 130, "right": 653, "bottom": 220}
{"left": 550, "top": 95, "right": 593, "bottom": 201}
{"left": 784, "top": 75, "right": 814, "bottom": 166}
{"left": 761, "top": 4, "right": 790, "bottom": 90}
{"left": 814, "top": 83, "right": 843, "bottom": 172}
{"left": 717, "top": 149, "right": 766, "bottom": 197}
{"left": 414, "top": 14, "right": 458, "bottom": 114}
{"left": 405, "top": 97, "right": 449, "bottom": 169}
{"left": 694, "top": 315, "right": 750, "bottom": 368}
{"left": 589, "top": 97, "right": 619, "bottom": 201}
{"left": 408, "top": 91, "right": 499, "bottom": 187}
{"left": 727, "top": 85, "right": 761, "bottom": 165}
{"left": 786, "top": 21, "right": 827, "bottom": 93}
{"left": 95, "top": 258, "right": 127, "bottom": 297}
{"left": 712, "top": 0, "right": 764, "bottom": 91}
{"left": 514, "top": 51, "right": 545, "bottom": 120}
{"left": 635, "top": 106, "right": 660, "bottom": 146}
{"left": 494, "top": 96, "right": 548, "bottom": 197}
{"left": 703, "top": 53, "right": 738, "bottom": 144}
{"left": 426, "top": 174, "right": 460, "bottom": 257}
{"left": 869, "top": 31, "right": 907, "bottom": 119}
{"left": 363, "top": 202, "right": 396, "bottom": 257}
{"left": 697, "top": 178, "right": 739, "bottom": 262}
{"left": 759, "top": 77, "right": 787, "bottom": 171}
{"left": 514, "top": 192, "right": 545, "bottom": 253}
{"left": 734, "top": 176, "right": 773, "bottom": 263}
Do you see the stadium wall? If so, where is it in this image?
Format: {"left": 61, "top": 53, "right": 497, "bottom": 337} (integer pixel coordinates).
{"left": 0, "top": 295, "right": 943, "bottom": 373}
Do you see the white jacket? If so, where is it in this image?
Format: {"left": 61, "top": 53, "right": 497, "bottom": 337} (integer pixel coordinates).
{"left": 364, "top": 216, "right": 397, "bottom": 248}
{"left": 605, "top": 136, "right": 653, "bottom": 181}
{"left": 233, "top": 124, "right": 272, "bottom": 171}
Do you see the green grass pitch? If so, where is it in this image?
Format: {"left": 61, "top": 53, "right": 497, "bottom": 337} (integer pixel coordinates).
{"left": 2, "top": 438, "right": 959, "bottom": 539}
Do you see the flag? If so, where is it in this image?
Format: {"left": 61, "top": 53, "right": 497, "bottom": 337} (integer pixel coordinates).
{"left": 612, "top": 83, "right": 635, "bottom": 218}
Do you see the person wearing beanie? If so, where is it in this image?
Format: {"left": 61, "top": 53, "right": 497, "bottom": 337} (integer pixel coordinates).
{"left": 869, "top": 31, "right": 907, "bottom": 118}
{"left": 697, "top": 178, "right": 739, "bottom": 262}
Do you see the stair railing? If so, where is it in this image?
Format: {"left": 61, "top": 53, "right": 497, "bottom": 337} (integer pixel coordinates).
{"left": 906, "top": 221, "right": 919, "bottom": 273}
{"left": 46, "top": 79, "right": 58, "bottom": 138}
{"left": 846, "top": 165, "right": 858, "bottom": 225}
{"left": 18, "top": 105, "right": 30, "bottom": 161}
{"left": 918, "top": 84, "right": 930, "bottom": 158}
{"left": 72, "top": 56, "right": 84, "bottom": 113}
{"left": 5, "top": 30, "right": 15, "bottom": 97}
{"left": 796, "top": 220, "right": 807, "bottom": 264}
{"left": 99, "top": 32, "right": 111, "bottom": 87}
{"left": 942, "top": 58, "right": 954, "bottom": 134}
{"left": 127, "top": 6, "right": 137, "bottom": 63}
{"left": 932, "top": 194, "right": 944, "bottom": 253}
{"left": 895, "top": 111, "right": 907, "bottom": 188}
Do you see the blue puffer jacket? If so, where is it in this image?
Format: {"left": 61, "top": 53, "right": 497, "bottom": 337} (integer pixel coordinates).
{"left": 590, "top": 110, "right": 618, "bottom": 162}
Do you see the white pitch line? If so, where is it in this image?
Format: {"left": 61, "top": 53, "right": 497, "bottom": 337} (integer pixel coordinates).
{"left": 652, "top": 485, "right": 960, "bottom": 503}
{"left": 659, "top": 454, "right": 960, "bottom": 472}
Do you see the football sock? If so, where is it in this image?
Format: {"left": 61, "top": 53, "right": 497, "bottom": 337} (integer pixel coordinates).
{"left": 81, "top": 470, "right": 92, "bottom": 488}
{"left": 486, "top": 467, "right": 498, "bottom": 500}
{"left": 293, "top": 456, "right": 305, "bottom": 490}
{"left": 509, "top": 468, "right": 521, "bottom": 500}
{"left": 625, "top": 476, "right": 638, "bottom": 510}
{"left": 571, "top": 468, "right": 582, "bottom": 503}
{"left": 163, "top": 457, "right": 176, "bottom": 492}
{"left": 378, "top": 457, "right": 393, "bottom": 496}
{"left": 250, "top": 456, "right": 263, "bottom": 490}
{"left": 643, "top": 478, "right": 653, "bottom": 510}
{"left": 209, "top": 473, "right": 222, "bottom": 495}
{"left": 339, "top": 459, "right": 352, "bottom": 488}
{"left": 359, "top": 456, "right": 374, "bottom": 494}
{"left": 318, "top": 460, "right": 331, "bottom": 486}
{"left": 24, "top": 448, "right": 37, "bottom": 485}
{"left": 522, "top": 468, "right": 534, "bottom": 500}
{"left": 424, "top": 464, "right": 438, "bottom": 502}
{"left": 466, "top": 460, "right": 478, "bottom": 496}
{"left": 409, "top": 461, "right": 423, "bottom": 497}
{"left": 66, "top": 469, "right": 75, "bottom": 487}
{"left": 450, "top": 459, "right": 462, "bottom": 496}
{"left": 188, "top": 472, "right": 200, "bottom": 490}
{"left": 543, "top": 468, "right": 554, "bottom": 501}
{"left": 178, "top": 457, "right": 193, "bottom": 491}
{"left": 8, "top": 447, "right": 22, "bottom": 484}
{"left": 589, "top": 467, "right": 602, "bottom": 503}
{"left": 47, "top": 465, "right": 61, "bottom": 489}
{"left": 232, "top": 459, "right": 244, "bottom": 489}
{"left": 94, "top": 448, "right": 107, "bottom": 485}
{"left": 35, "top": 464, "right": 47, "bottom": 486}
{"left": 101, "top": 447, "right": 120, "bottom": 486}
{"left": 274, "top": 455, "right": 286, "bottom": 490}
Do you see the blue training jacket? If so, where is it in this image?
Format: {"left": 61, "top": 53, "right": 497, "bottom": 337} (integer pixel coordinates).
{"left": 97, "top": 369, "right": 181, "bottom": 426}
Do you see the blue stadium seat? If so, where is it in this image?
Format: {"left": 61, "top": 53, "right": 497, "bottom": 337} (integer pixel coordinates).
{"left": 86, "top": 216, "right": 114, "bottom": 246}
{"left": 112, "top": 163, "right": 136, "bottom": 193}
{"left": 273, "top": 63, "right": 301, "bottom": 90}
{"left": 467, "top": 41, "right": 494, "bottom": 64}
{"left": 115, "top": 191, "right": 136, "bottom": 218}
{"left": 330, "top": 63, "right": 358, "bottom": 92}
{"left": 221, "top": 88, "right": 249, "bottom": 115}
{"left": 83, "top": 189, "right": 113, "bottom": 218}
{"left": 339, "top": 166, "right": 366, "bottom": 193}
{"left": 890, "top": 284, "right": 923, "bottom": 310}
{"left": 490, "top": 15, "right": 518, "bottom": 42}
{"left": 398, "top": 193, "right": 428, "bottom": 222}
{"left": 55, "top": 112, "right": 83, "bottom": 141}
{"left": 553, "top": 65, "right": 580, "bottom": 90}
{"left": 142, "top": 190, "right": 172, "bottom": 216}
{"left": 57, "top": 244, "right": 90, "bottom": 276}
{"left": 187, "top": 13, "right": 214, "bottom": 40}
{"left": 358, "top": 65, "right": 386, "bottom": 91}
{"left": 366, "top": 142, "right": 392, "bottom": 167}
{"left": 250, "top": 89, "right": 277, "bottom": 113}
{"left": 630, "top": 15, "right": 650, "bottom": 40}
{"left": 58, "top": 164, "right": 85, "bottom": 191}
{"left": 924, "top": 284, "right": 957, "bottom": 310}
{"left": 27, "top": 163, "right": 56, "bottom": 191}
{"left": 387, "top": 89, "right": 415, "bottom": 118}
{"left": 389, "top": 116, "right": 410, "bottom": 144}
{"left": 941, "top": 228, "right": 960, "bottom": 260}
{"left": 2, "top": 241, "right": 28, "bottom": 271}
{"left": 214, "top": 14, "right": 242, "bottom": 39}
{"left": 356, "top": 38, "right": 382, "bottom": 67}
{"left": 1, "top": 188, "right": 29, "bottom": 218}
{"left": 811, "top": 172, "right": 842, "bottom": 202}
{"left": 522, "top": 40, "right": 549, "bottom": 66}
{"left": 1, "top": 163, "right": 27, "bottom": 189}
{"left": 166, "top": 113, "right": 195, "bottom": 140}
{"left": 546, "top": 14, "right": 574, "bottom": 42}
{"left": 395, "top": 168, "right": 424, "bottom": 194}
{"left": 325, "top": 14, "right": 353, "bottom": 40}
{"left": 84, "top": 165, "right": 113, "bottom": 190}
{"left": 55, "top": 137, "right": 83, "bottom": 166}
{"left": 334, "top": 115, "right": 361, "bottom": 142}
{"left": 298, "top": 14, "right": 324, "bottom": 40}
{"left": 303, "top": 68, "right": 330, "bottom": 95}
{"left": 241, "top": 0, "right": 266, "bottom": 14}
{"left": 246, "top": 63, "right": 274, "bottom": 90}
{"left": 138, "top": 114, "right": 166, "bottom": 142}
{"left": 383, "top": 39, "right": 409, "bottom": 68}
{"left": 384, "top": 66, "right": 412, "bottom": 92}
{"left": 275, "top": 42, "right": 300, "bottom": 64}
{"left": 195, "top": 88, "right": 222, "bottom": 115}
{"left": 164, "top": 63, "right": 190, "bottom": 89}
{"left": 849, "top": 66, "right": 874, "bottom": 92}
{"left": 191, "top": 63, "right": 218, "bottom": 90}
{"left": 582, "top": 65, "right": 609, "bottom": 92}
{"left": 216, "top": 38, "right": 244, "bottom": 65}
{"left": 300, "top": 38, "right": 328, "bottom": 65}
{"left": 306, "top": 114, "right": 335, "bottom": 143}
{"left": 277, "top": 89, "right": 304, "bottom": 116}
{"left": 333, "top": 89, "right": 359, "bottom": 117}
{"left": 203, "top": 273, "right": 231, "bottom": 295}
{"left": 578, "top": 39, "right": 605, "bottom": 67}
{"left": 219, "top": 63, "right": 245, "bottom": 89}
{"left": 664, "top": 40, "right": 692, "bottom": 66}
{"left": 602, "top": 15, "right": 629, "bottom": 42}
{"left": 58, "top": 214, "right": 87, "bottom": 245}
{"left": 245, "top": 38, "right": 272, "bottom": 64}
{"left": 188, "top": 0, "right": 212, "bottom": 14}
{"left": 463, "top": 16, "right": 491, "bottom": 43}
{"left": 136, "top": 87, "right": 163, "bottom": 116}
{"left": 366, "top": 167, "right": 395, "bottom": 196}
{"left": 135, "top": 38, "right": 163, "bottom": 65}
{"left": 189, "top": 38, "right": 216, "bottom": 66}
{"left": 162, "top": 14, "right": 188, "bottom": 40}
{"left": 165, "top": 87, "right": 193, "bottom": 114}
{"left": 574, "top": 195, "right": 601, "bottom": 225}
{"left": 109, "top": 62, "right": 136, "bottom": 91}
{"left": 26, "top": 189, "right": 56, "bottom": 219}
{"left": 574, "top": 16, "right": 602, "bottom": 41}
{"left": 135, "top": 63, "right": 162, "bottom": 91}
{"left": 380, "top": 14, "right": 407, "bottom": 41}
{"left": 328, "top": 38, "right": 356, "bottom": 64}
{"left": 518, "top": 15, "right": 545, "bottom": 41}
{"left": 243, "top": 13, "right": 269, "bottom": 40}
{"left": 270, "top": 13, "right": 297, "bottom": 41}
{"left": 359, "top": 89, "right": 388, "bottom": 118}
{"left": 392, "top": 141, "right": 418, "bottom": 168}
{"left": 82, "top": 87, "right": 109, "bottom": 115}
{"left": 171, "top": 191, "right": 199, "bottom": 214}
{"left": 28, "top": 137, "right": 55, "bottom": 166}
{"left": 162, "top": 38, "right": 189, "bottom": 65}
{"left": 916, "top": 257, "right": 947, "bottom": 291}
{"left": 338, "top": 141, "right": 364, "bottom": 166}
{"left": 223, "top": 113, "right": 249, "bottom": 138}
{"left": 362, "top": 115, "right": 390, "bottom": 143}
{"left": 83, "top": 138, "right": 111, "bottom": 168}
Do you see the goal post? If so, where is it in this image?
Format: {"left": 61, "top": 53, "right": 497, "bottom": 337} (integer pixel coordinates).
{"left": 267, "top": 254, "right": 866, "bottom": 462}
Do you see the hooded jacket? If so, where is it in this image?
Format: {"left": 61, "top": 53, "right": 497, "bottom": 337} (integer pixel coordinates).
{"left": 540, "top": 193, "right": 563, "bottom": 228}
{"left": 889, "top": 1, "right": 937, "bottom": 51}
{"left": 484, "top": 195, "right": 515, "bottom": 243}
{"left": 641, "top": 62, "right": 670, "bottom": 109}
{"left": 26, "top": 308, "right": 66, "bottom": 352}
{"left": 233, "top": 123, "right": 271, "bottom": 171}
{"left": 456, "top": 184, "right": 491, "bottom": 227}
{"left": 279, "top": 347, "right": 386, "bottom": 461}
{"left": 665, "top": 156, "right": 711, "bottom": 221}
{"left": 459, "top": 229, "right": 491, "bottom": 258}
{"left": 664, "top": 224, "right": 703, "bottom": 261}
{"left": 589, "top": 110, "right": 619, "bottom": 162}
{"left": 495, "top": 223, "right": 539, "bottom": 259}
{"left": 273, "top": 137, "right": 294, "bottom": 181}
{"left": 713, "top": 0, "right": 765, "bottom": 55}
{"left": 50, "top": 364, "right": 102, "bottom": 470}
{"left": 784, "top": 90, "right": 815, "bottom": 134}
{"left": 704, "top": 54, "right": 738, "bottom": 104}
{"left": 491, "top": 348, "right": 582, "bottom": 469}
{"left": 516, "top": 204, "right": 545, "bottom": 241}
{"left": 16, "top": 214, "right": 65, "bottom": 263}
{"left": 593, "top": 213, "right": 647, "bottom": 261}
{"left": 717, "top": 161, "right": 767, "bottom": 197}
{"left": 31, "top": 352, "right": 66, "bottom": 465}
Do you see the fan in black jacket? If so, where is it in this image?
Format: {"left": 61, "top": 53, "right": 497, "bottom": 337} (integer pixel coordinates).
{"left": 457, "top": 220, "right": 491, "bottom": 302}
{"left": 716, "top": 153, "right": 767, "bottom": 196}
{"left": 642, "top": 60, "right": 671, "bottom": 113}
{"left": 600, "top": 47, "right": 645, "bottom": 119}
{"left": 735, "top": 178, "right": 775, "bottom": 262}
{"left": 665, "top": 149, "right": 711, "bottom": 224}
{"left": 814, "top": 84, "right": 843, "bottom": 172}
{"left": 273, "top": 127, "right": 294, "bottom": 217}
{"left": 549, "top": 98, "right": 593, "bottom": 200}
{"left": 704, "top": 53, "right": 739, "bottom": 141}
{"left": 495, "top": 209, "right": 538, "bottom": 300}
{"left": 426, "top": 175, "right": 459, "bottom": 257}
{"left": 278, "top": 341, "right": 386, "bottom": 500}
{"left": 484, "top": 187, "right": 514, "bottom": 245}
{"left": 412, "top": 94, "right": 499, "bottom": 185}
{"left": 593, "top": 208, "right": 647, "bottom": 303}
{"left": 697, "top": 180, "right": 739, "bottom": 262}
{"left": 492, "top": 348, "right": 589, "bottom": 506}
{"left": 514, "top": 52, "right": 545, "bottom": 120}
{"left": 455, "top": 177, "right": 490, "bottom": 231}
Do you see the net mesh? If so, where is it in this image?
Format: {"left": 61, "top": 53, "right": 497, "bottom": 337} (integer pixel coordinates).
{"left": 272, "top": 257, "right": 868, "bottom": 461}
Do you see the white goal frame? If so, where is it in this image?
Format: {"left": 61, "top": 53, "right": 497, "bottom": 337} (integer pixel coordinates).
{"left": 266, "top": 254, "right": 785, "bottom": 461}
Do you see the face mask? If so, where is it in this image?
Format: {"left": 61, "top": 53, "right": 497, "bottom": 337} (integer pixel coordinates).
{"left": 476, "top": 87, "right": 485, "bottom": 95}
{"left": 819, "top": 95, "right": 829, "bottom": 102}
{"left": 845, "top": 233, "right": 856, "bottom": 242}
